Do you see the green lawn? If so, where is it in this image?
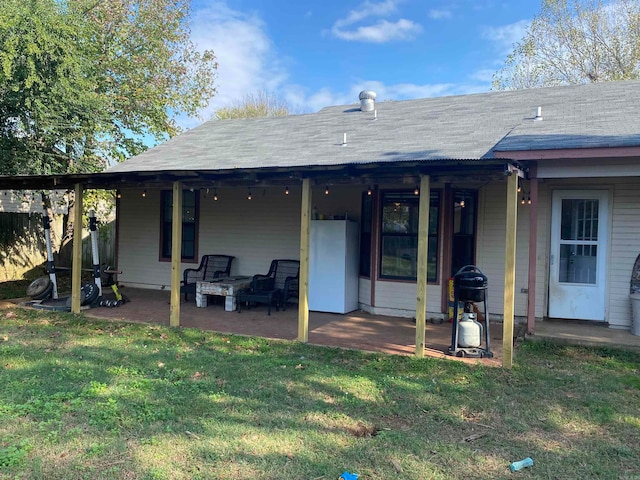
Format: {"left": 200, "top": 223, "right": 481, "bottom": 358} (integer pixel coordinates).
{"left": 1, "top": 306, "right": 639, "bottom": 479}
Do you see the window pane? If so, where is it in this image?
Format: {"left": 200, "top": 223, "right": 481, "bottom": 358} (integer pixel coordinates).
{"left": 561, "top": 199, "right": 598, "bottom": 241}
{"left": 381, "top": 236, "right": 417, "bottom": 277}
{"left": 160, "top": 190, "right": 198, "bottom": 260}
{"left": 559, "top": 244, "right": 597, "bottom": 284}
{"left": 359, "top": 192, "right": 373, "bottom": 277}
{"left": 382, "top": 195, "right": 418, "bottom": 234}
{"left": 380, "top": 190, "right": 439, "bottom": 281}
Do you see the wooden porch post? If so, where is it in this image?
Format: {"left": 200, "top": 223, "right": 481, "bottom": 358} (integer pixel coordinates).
{"left": 415, "top": 175, "right": 430, "bottom": 357}
{"left": 527, "top": 166, "right": 539, "bottom": 335}
{"left": 70, "top": 183, "right": 83, "bottom": 314}
{"left": 298, "top": 178, "right": 311, "bottom": 342}
{"left": 170, "top": 181, "right": 183, "bottom": 327}
{"left": 503, "top": 172, "right": 518, "bottom": 368}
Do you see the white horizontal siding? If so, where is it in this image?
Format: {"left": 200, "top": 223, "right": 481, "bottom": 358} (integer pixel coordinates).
{"left": 373, "top": 280, "right": 443, "bottom": 318}
{"left": 534, "top": 177, "right": 640, "bottom": 329}
{"left": 608, "top": 179, "right": 640, "bottom": 328}
{"left": 118, "top": 186, "right": 364, "bottom": 290}
{"left": 534, "top": 184, "right": 551, "bottom": 319}
{"left": 118, "top": 188, "right": 169, "bottom": 288}
{"left": 476, "top": 181, "right": 531, "bottom": 318}
{"left": 359, "top": 278, "right": 371, "bottom": 307}
{"left": 538, "top": 158, "right": 640, "bottom": 179}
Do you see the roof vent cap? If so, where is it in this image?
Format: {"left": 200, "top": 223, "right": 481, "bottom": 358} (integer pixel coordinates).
{"left": 533, "top": 106, "right": 543, "bottom": 121}
{"left": 359, "top": 90, "right": 376, "bottom": 112}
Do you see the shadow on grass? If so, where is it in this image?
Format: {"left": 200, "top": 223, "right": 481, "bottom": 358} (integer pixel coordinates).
{"left": 1, "top": 311, "right": 639, "bottom": 479}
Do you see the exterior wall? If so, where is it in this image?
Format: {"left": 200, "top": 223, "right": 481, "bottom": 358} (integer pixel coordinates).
{"left": 609, "top": 179, "right": 640, "bottom": 328}
{"left": 117, "top": 185, "right": 364, "bottom": 289}
{"left": 369, "top": 280, "right": 443, "bottom": 318}
{"left": 357, "top": 182, "right": 446, "bottom": 318}
{"left": 475, "top": 182, "right": 532, "bottom": 319}
{"left": 535, "top": 177, "right": 640, "bottom": 330}
{"left": 358, "top": 277, "right": 371, "bottom": 308}
{"left": 116, "top": 175, "right": 640, "bottom": 329}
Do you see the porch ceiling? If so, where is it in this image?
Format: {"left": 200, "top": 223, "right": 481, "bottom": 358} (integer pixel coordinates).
{"left": 0, "top": 159, "right": 517, "bottom": 191}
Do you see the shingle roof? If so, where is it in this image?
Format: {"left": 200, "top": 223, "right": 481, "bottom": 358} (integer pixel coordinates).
{"left": 107, "top": 80, "right": 640, "bottom": 174}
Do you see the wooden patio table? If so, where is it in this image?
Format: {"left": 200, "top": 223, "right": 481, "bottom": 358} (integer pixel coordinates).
{"left": 195, "top": 276, "right": 252, "bottom": 311}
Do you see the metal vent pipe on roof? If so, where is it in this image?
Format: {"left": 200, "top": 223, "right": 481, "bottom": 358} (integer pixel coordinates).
{"left": 359, "top": 90, "right": 376, "bottom": 112}
{"left": 534, "top": 106, "right": 543, "bottom": 121}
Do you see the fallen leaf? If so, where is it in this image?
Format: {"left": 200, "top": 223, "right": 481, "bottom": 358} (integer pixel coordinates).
{"left": 391, "top": 459, "right": 403, "bottom": 472}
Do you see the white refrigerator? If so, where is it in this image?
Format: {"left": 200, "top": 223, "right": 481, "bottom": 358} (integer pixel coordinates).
{"left": 309, "top": 220, "right": 359, "bottom": 313}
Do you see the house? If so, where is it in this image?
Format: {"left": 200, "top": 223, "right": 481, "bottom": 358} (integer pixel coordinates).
{"left": 2, "top": 80, "right": 640, "bottom": 364}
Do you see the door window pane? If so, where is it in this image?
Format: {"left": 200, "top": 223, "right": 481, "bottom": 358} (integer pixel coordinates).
{"left": 559, "top": 244, "right": 597, "bottom": 284}
{"left": 561, "top": 199, "right": 598, "bottom": 241}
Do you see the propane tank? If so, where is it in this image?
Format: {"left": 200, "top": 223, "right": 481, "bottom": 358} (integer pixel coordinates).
{"left": 458, "top": 312, "right": 483, "bottom": 348}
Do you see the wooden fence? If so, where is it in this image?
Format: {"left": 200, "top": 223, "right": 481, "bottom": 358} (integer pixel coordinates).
{"left": 0, "top": 212, "right": 115, "bottom": 282}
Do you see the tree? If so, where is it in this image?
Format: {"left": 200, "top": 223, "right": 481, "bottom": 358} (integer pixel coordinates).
{"left": 493, "top": 0, "right": 640, "bottom": 90}
{"left": 214, "top": 91, "right": 294, "bottom": 120}
{"left": 0, "top": 0, "right": 218, "bottom": 175}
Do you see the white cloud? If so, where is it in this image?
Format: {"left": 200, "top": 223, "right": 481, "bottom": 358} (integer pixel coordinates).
{"left": 185, "top": 2, "right": 288, "bottom": 126}
{"left": 469, "top": 68, "right": 496, "bottom": 83}
{"left": 482, "top": 19, "right": 530, "bottom": 54}
{"left": 333, "top": 0, "right": 399, "bottom": 28}
{"left": 178, "top": 1, "right": 488, "bottom": 130}
{"left": 331, "top": 0, "right": 422, "bottom": 43}
{"left": 333, "top": 18, "right": 422, "bottom": 43}
{"left": 428, "top": 9, "right": 452, "bottom": 20}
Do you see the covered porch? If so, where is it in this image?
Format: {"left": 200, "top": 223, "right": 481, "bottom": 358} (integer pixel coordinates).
{"left": 77, "top": 288, "right": 640, "bottom": 363}
{"left": 1, "top": 159, "right": 526, "bottom": 367}
{"left": 83, "top": 287, "right": 507, "bottom": 366}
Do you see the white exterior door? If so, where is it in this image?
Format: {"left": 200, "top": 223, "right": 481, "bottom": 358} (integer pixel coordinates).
{"left": 549, "top": 190, "right": 608, "bottom": 321}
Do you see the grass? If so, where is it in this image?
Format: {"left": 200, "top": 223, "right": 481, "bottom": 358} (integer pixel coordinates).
{"left": 0, "top": 306, "right": 639, "bottom": 479}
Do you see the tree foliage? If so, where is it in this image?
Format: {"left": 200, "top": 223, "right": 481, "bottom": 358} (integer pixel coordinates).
{"left": 214, "top": 91, "right": 293, "bottom": 120}
{"left": 0, "top": 0, "right": 218, "bottom": 175}
{"left": 493, "top": 0, "right": 640, "bottom": 90}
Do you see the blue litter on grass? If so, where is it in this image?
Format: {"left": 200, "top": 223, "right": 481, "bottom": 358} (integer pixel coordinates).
{"left": 339, "top": 472, "right": 359, "bottom": 480}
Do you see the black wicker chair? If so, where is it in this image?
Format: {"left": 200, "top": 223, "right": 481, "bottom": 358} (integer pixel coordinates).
{"left": 236, "top": 276, "right": 280, "bottom": 315}
{"left": 237, "top": 259, "right": 300, "bottom": 314}
{"left": 181, "top": 255, "right": 234, "bottom": 301}
{"left": 258, "top": 259, "right": 299, "bottom": 311}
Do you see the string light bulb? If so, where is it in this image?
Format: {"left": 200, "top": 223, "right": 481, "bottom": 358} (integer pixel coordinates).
{"left": 213, "top": 189, "right": 218, "bottom": 201}
{"left": 367, "top": 185, "right": 372, "bottom": 196}
{"left": 116, "top": 189, "right": 122, "bottom": 199}
{"left": 324, "top": 185, "right": 329, "bottom": 195}
{"left": 285, "top": 186, "right": 289, "bottom": 195}
{"left": 142, "top": 189, "right": 147, "bottom": 198}
{"left": 247, "top": 188, "right": 252, "bottom": 200}
{"left": 414, "top": 186, "right": 420, "bottom": 195}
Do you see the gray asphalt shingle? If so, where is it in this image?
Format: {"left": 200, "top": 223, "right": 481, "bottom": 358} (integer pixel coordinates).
{"left": 107, "top": 80, "right": 640, "bottom": 174}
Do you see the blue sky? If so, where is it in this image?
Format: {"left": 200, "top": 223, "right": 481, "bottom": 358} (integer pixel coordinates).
{"left": 188, "top": 0, "right": 542, "bottom": 126}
